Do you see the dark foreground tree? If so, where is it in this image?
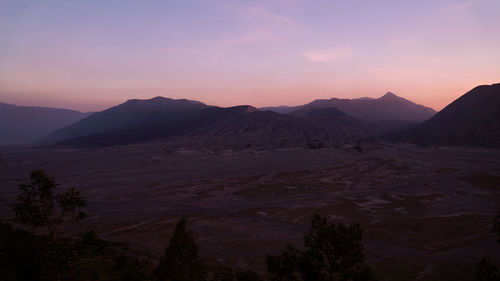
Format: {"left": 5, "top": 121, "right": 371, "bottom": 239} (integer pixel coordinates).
{"left": 13, "top": 169, "right": 87, "bottom": 240}
{"left": 476, "top": 213, "right": 500, "bottom": 281}
{"left": 155, "top": 215, "right": 204, "bottom": 281}
{"left": 267, "top": 214, "right": 376, "bottom": 281}
{"left": 155, "top": 216, "right": 262, "bottom": 281}
{"left": 4, "top": 170, "right": 88, "bottom": 280}
{"left": 494, "top": 214, "right": 500, "bottom": 243}
{"left": 113, "top": 252, "right": 154, "bottom": 281}
{"left": 0, "top": 221, "right": 39, "bottom": 281}
{"left": 476, "top": 258, "right": 500, "bottom": 281}
{"left": 203, "top": 265, "right": 263, "bottom": 281}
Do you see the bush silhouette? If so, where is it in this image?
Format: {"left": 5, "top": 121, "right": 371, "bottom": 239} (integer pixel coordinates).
{"left": 494, "top": 214, "right": 500, "bottom": 243}
{"left": 475, "top": 213, "right": 500, "bottom": 281}
{"left": 13, "top": 169, "right": 87, "bottom": 240}
{"left": 2, "top": 170, "right": 88, "bottom": 280}
{"left": 476, "top": 258, "right": 500, "bottom": 281}
{"left": 267, "top": 214, "right": 376, "bottom": 281}
{"left": 156, "top": 215, "right": 204, "bottom": 281}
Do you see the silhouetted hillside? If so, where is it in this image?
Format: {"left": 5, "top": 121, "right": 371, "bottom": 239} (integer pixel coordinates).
{"left": 38, "top": 97, "right": 376, "bottom": 148}
{"left": 0, "top": 103, "right": 91, "bottom": 145}
{"left": 261, "top": 93, "right": 436, "bottom": 131}
{"left": 307, "top": 92, "right": 435, "bottom": 123}
{"left": 259, "top": 105, "right": 299, "bottom": 114}
{"left": 173, "top": 106, "right": 375, "bottom": 149}
{"left": 289, "top": 106, "right": 348, "bottom": 119}
{"left": 37, "top": 97, "right": 211, "bottom": 146}
{"left": 392, "top": 83, "right": 500, "bottom": 148}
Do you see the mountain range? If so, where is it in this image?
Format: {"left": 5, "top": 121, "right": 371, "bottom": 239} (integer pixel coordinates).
{"left": 261, "top": 92, "right": 436, "bottom": 131}
{"left": 37, "top": 91, "right": 435, "bottom": 148}
{"left": 2, "top": 84, "right": 499, "bottom": 149}
{"left": 38, "top": 98, "right": 376, "bottom": 148}
{"left": 170, "top": 106, "right": 375, "bottom": 149}
{"left": 0, "top": 103, "right": 91, "bottom": 146}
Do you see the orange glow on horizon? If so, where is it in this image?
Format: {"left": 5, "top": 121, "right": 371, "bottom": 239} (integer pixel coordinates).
{"left": 1, "top": 0, "right": 499, "bottom": 112}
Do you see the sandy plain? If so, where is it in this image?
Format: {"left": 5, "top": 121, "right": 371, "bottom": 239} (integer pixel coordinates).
{"left": 1, "top": 143, "right": 499, "bottom": 280}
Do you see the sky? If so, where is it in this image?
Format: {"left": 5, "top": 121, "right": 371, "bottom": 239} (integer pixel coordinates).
{"left": 0, "top": 0, "right": 499, "bottom": 112}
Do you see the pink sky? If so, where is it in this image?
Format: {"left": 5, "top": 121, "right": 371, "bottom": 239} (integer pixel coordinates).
{"left": 1, "top": 0, "right": 499, "bottom": 112}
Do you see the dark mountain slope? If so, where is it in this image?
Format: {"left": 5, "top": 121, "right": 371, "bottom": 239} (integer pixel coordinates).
{"left": 261, "top": 93, "right": 436, "bottom": 132}
{"left": 0, "top": 103, "right": 91, "bottom": 145}
{"left": 259, "top": 105, "right": 299, "bottom": 114}
{"left": 39, "top": 97, "right": 376, "bottom": 148}
{"left": 38, "top": 97, "right": 210, "bottom": 146}
{"left": 289, "top": 106, "right": 348, "bottom": 119}
{"left": 173, "top": 106, "right": 376, "bottom": 149}
{"left": 393, "top": 83, "right": 500, "bottom": 148}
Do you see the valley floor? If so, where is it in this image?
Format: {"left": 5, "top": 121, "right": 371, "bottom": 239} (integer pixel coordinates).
{"left": 1, "top": 143, "right": 499, "bottom": 280}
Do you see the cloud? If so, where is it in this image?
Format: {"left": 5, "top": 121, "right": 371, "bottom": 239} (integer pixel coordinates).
{"left": 242, "top": 5, "right": 309, "bottom": 35}
{"left": 449, "top": 0, "right": 478, "bottom": 11}
{"left": 163, "top": 47, "right": 202, "bottom": 54}
{"left": 211, "top": 4, "right": 308, "bottom": 51}
{"left": 304, "top": 48, "right": 353, "bottom": 62}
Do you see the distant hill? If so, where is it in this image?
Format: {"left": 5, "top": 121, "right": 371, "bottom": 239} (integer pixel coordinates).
{"left": 259, "top": 105, "right": 299, "bottom": 114}
{"left": 39, "top": 97, "right": 376, "bottom": 148}
{"left": 173, "top": 106, "right": 375, "bottom": 149}
{"left": 289, "top": 106, "right": 348, "bottom": 119}
{"left": 261, "top": 93, "right": 436, "bottom": 131}
{"left": 392, "top": 83, "right": 500, "bottom": 148}
{"left": 0, "top": 102, "right": 91, "bottom": 145}
{"left": 307, "top": 92, "right": 436, "bottom": 123}
{"left": 37, "top": 97, "right": 211, "bottom": 146}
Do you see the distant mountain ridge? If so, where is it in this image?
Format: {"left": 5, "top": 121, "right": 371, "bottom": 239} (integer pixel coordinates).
{"left": 261, "top": 92, "right": 436, "bottom": 129}
{"left": 37, "top": 97, "right": 213, "bottom": 146}
{"left": 37, "top": 97, "right": 209, "bottom": 146}
{"left": 38, "top": 97, "right": 376, "bottom": 148}
{"left": 392, "top": 83, "right": 500, "bottom": 148}
{"left": 10, "top": 86, "right": 498, "bottom": 149}
{"left": 173, "top": 106, "right": 375, "bottom": 149}
{"left": 307, "top": 92, "right": 436, "bottom": 123}
{"left": 0, "top": 102, "right": 91, "bottom": 145}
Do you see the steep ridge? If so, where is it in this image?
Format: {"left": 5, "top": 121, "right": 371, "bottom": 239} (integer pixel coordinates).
{"left": 393, "top": 83, "right": 500, "bottom": 148}
{"left": 38, "top": 97, "right": 210, "bottom": 146}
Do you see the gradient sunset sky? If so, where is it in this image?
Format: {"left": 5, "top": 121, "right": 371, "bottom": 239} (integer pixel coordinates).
{"left": 1, "top": 0, "right": 499, "bottom": 112}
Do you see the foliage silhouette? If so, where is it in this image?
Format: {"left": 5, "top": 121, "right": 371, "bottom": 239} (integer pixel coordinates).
{"left": 476, "top": 258, "right": 500, "bottom": 281}
{"left": 202, "top": 265, "right": 263, "bottom": 281}
{"left": 155, "top": 216, "right": 262, "bottom": 281}
{"left": 113, "top": 253, "right": 154, "bottom": 281}
{"left": 494, "top": 214, "right": 500, "bottom": 243}
{"left": 0, "top": 220, "right": 82, "bottom": 281}
{"left": 0, "top": 221, "right": 39, "bottom": 281}
{"left": 475, "top": 213, "right": 500, "bottom": 281}
{"left": 2, "top": 170, "right": 90, "bottom": 280}
{"left": 267, "top": 214, "right": 376, "bottom": 281}
{"left": 13, "top": 169, "right": 87, "bottom": 240}
{"left": 156, "top": 215, "right": 204, "bottom": 281}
